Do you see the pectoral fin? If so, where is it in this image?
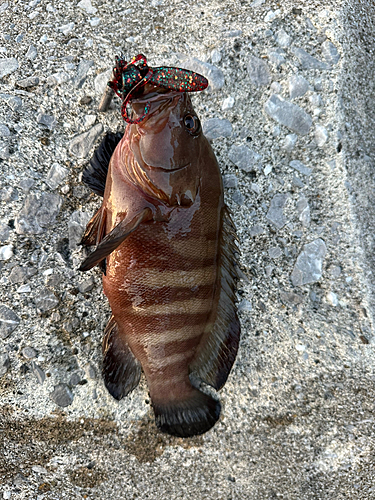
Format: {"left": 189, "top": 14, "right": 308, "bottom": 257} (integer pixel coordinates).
{"left": 79, "top": 207, "right": 152, "bottom": 272}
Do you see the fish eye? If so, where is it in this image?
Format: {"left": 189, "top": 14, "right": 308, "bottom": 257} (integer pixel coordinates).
{"left": 183, "top": 114, "right": 201, "bottom": 135}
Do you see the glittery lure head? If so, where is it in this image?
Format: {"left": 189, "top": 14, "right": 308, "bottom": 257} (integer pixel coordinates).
{"left": 107, "top": 54, "right": 208, "bottom": 124}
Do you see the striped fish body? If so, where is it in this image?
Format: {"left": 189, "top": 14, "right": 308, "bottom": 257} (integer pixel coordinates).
{"left": 103, "top": 131, "right": 223, "bottom": 407}
{"left": 80, "top": 90, "right": 240, "bottom": 437}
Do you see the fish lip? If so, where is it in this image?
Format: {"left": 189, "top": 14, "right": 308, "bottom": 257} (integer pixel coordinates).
{"left": 145, "top": 162, "right": 191, "bottom": 173}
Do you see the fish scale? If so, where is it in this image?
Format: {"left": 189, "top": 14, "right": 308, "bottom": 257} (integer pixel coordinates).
{"left": 80, "top": 70, "right": 240, "bottom": 438}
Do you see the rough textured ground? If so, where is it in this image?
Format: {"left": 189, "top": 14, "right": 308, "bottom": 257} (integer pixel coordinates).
{"left": 1, "top": 0, "right": 375, "bottom": 498}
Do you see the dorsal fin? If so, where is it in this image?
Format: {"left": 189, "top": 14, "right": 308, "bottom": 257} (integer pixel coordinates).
{"left": 82, "top": 131, "right": 124, "bottom": 196}
{"left": 189, "top": 206, "right": 240, "bottom": 390}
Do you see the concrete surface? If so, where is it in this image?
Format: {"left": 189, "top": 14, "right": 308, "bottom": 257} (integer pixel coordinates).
{"left": 1, "top": 0, "right": 375, "bottom": 498}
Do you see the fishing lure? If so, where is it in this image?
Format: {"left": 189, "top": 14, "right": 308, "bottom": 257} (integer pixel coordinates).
{"left": 104, "top": 53, "right": 208, "bottom": 124}
{"left": 80, "top": 55, "right": 240, "bottom": 438}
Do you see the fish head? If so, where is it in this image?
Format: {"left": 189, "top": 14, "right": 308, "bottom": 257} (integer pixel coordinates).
{"left": 129, "top": 86, "right": 204, "bottom": 172}
{"left": 124, "top": 85, "right": 213, "bottom": 206}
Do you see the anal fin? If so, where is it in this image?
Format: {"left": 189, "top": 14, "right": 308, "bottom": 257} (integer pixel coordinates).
{"left": 190, "top": 206, "right": 240, "bottom": 391}
{"left": 102, "top": 316, "right": 141, "bottom": 400}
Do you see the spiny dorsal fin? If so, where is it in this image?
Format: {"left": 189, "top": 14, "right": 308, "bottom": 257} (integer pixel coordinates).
{"left": 189, "top": 206, "right": 240, "bottom": 390}
{"left": 82, "top": 131, "right": 124, "bottom": 196}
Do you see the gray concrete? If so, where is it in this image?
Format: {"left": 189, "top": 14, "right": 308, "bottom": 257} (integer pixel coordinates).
{"left": 1, "top": 0, "right": 375, "bottom": 498}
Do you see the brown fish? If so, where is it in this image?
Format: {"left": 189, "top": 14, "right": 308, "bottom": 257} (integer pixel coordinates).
{"left": 80, "top": 84, "right": 240, "bottom": 438}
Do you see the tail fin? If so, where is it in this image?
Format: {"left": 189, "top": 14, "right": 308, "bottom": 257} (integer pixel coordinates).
{"left": 152, "top": 388, "right": 221, "bottom": 438}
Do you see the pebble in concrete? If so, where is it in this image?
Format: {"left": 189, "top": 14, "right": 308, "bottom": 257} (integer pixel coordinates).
{"left": 180, "top": 57, "right": 224, "bottom": 91}
{"left": 238, "top": 299, "right": 252, "bottom": 313}
{"left": 247, "top": 55, "right": 271, "bottom": 86}
{"left": 291, "top": 47, "right": 329, "bottom": 69}
{"left": 0, "top": 124, "right": 10, "bottom": 137}
{"left": 37, "top": 114, "right": 56, "bottom": 130}
{"left": 15, "top": 193, "right": 62, "bottom": 235}
{"left": 280, "top": 291, "right": 304, "bottom": 305}
{"left": 282, "top": 134, "right": 298, "bottom": 151}
{"left": 22, "top": 346, "right": 37, "bottom": 359}
{"left": 68, "top": 210, "right": 92, "bottom": 249}
{"left": 0, "top": 141, "right": 9, "bottom": 160}
{"left": 223, "top": 174, "right": 238, "bottom": 188}
{"left": 50, "top": 383, "right": 74, "bottom": 407}
{"left": 250, "top": 225, "right": 265, "bottom": 237}
{"left": 0, "top": 304, "right": 20, "bottom": 339}
{"left": 0, "top": 57, "right": 18, "bottom": 78}
{"left": 19, "top": 179, "right": 35, "bottom": 193}
{"left": 69, "top": 372, "right": 82, "bottom": 386}
{"left": 78, "top": 0, "right": 97, "bottom": 14}
{"left": 90, "top": 17, "right": 101, "bottom": 27}
{"left": 329, "top": 265, "right": 342, "bottom": 278}
{"left": 228, "top": 144, "right": 262, "bottom": 172}
{"left": 268, "top": 246, "right": 283, "bottom": 259}
{"left": 0, "top": 223, "right": 9, "bottom": 242}
{"left": 296, "top": 196, "right": 311, "bottom": 227}
{"left": 0, "top": 353, "right": 10, "bottom": 377}
{"left": 232, "top": 190, "right": 245, "bottom": 205}
{"left": 94, "top": 69, "right": 112, "bottom": 94}
{"left": 9, "top": 266, "right": 37, "bottom": 284}
{"left": 47, "top": 72, "right": 70, "bottom": 86}
{"left": 289, "top": 160, "right": 312, "bottom": 176}
{"left": 315, "top": 124, "right": 329, "bottom": 146}
{"left": 45, "top": 163, "right": 69, "bottom": 190}
{"left": 31, "top": 361, "right": 45, "bottom": 384}
{"left": 289, "top": 75, "right": 309, "bottom": 99}
{"left": 275, "top": 28, "right": 292, "bottom": 47}
{"left": 264, "top": 95, "right": 312, "bottom": 136}
{"left": 266, "top": 193, "right": 289, "bottom": 229}
{"left": 34, "top": 288, "right": 59, "bottom": 313}
{"left": 211, "top": 49, "right": 221, "bottom": 64}
{"left": 251, "top": 182, "right": 261, "bottom": 194}
{"left": 0, "top": 93, "right": 22, "bottom": 111}
{"left": 322, "top": 40, "right": 341, "bottom": 65}
{"left": 326, "top": 291, "right": 339, "bottom": 306}
{"left": 73, "top": 59, "right": 94, "bottom": 88}
{"left": 291, "top": 238, "right": 327, "bottom": 286}
{"left": 309, "top": 94, "right": 323, "bottom": 107}
{"left": 78, "top": 276, "right": 95, "bottom": 293}
{"left": 202, "top": 118, "right": 232, "bottom": 140}
{"left": 268, "top": 50, "right": 286, "bottom": 68}
{"left": 85, "top": 363, "right": 97, "bottom": 380}
{"left": 82, "top": 114, "right": 96, "bottom": 128}
{"left": 0, "top": 244, "right": 13, "bottom": 260}
{"left": 57, "top": 22, "right": 75, "bottom": 36}
{"left": 25, "top": 45, "right": 37, "bottom": 60}
{"left": 69, "top": 123, "right": 103, "bottom": 158}
{"left": 222, "top": 96, "right": 235, "bottom": 110}
{"left": 17, "top": 76, "right": 39, "bottom": 88}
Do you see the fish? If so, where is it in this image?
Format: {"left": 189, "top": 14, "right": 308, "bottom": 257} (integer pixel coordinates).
{"left": 79, "top": 79, "right": 240, "bottom": 438}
